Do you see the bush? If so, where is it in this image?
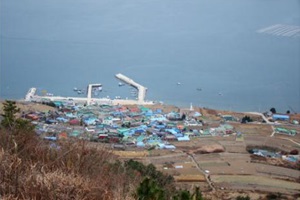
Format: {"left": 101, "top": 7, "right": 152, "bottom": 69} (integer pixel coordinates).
{"left": 290, "top": 149, "right": 299, "bottom": 155}
{"left": 236, "top": 195, "right": 250, "bottom": 200}
{"left": 0, "top": 101, "right": 141, "bottom": 199}
{"left": 266, "top": 193, "right": 282, "bottom": 200}
{"left": 241, "top": 116, "right": 253, "bottom": 124}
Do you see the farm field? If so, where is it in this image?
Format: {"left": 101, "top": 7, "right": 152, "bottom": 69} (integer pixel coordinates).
{"left": 117, "top": 122, "right": 300, "bottom": 199}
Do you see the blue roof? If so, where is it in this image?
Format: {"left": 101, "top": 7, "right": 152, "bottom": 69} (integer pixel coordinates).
{"left": 272, "top": 114, "right": 290, "bottom": 120}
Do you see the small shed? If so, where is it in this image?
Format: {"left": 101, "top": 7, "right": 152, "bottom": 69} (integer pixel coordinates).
{"left": 272, "top": 114, "right": 290, "bottom": 121}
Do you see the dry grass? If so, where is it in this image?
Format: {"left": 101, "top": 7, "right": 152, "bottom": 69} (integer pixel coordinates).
{"left": 0, "top": 101, "right": 56, "bottom": 113}
{"left": 174, "top": 175, "right": 206, "bottom": 182}
{"left": 231, "top": 123, "right": 273, "bottom": 136}
{"left": 211, "top": 175, "right": 300, "bottom": 191}
{"left": 0, "top": 127, "right": 140, "bottom": 200}
{"left": 113, "top": 150, "right": 149, "bottom": 157}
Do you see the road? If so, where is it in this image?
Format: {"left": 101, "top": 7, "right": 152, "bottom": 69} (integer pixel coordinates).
{"left": 245, "top": 112, "right": 273, "bottom": 124}
{"left": 189, "top": 154, "right": 216, "bottom": 192}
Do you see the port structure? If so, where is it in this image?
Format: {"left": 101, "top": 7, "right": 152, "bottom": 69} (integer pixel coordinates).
{"left": 87, "top": 84, "right": 102, "bottom": 105}
{"left": 115, "top": 73, "right": 147, "bottom": 104}
{"left": 25, "top": 88, "right": 37, "bottom": 101}
{"left": 24, "top": 74, "right": 152, "bottom": 105}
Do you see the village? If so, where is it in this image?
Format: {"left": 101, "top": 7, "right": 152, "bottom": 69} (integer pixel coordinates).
{"left": 6, "top": 99, "right": 300, "bottom": 200}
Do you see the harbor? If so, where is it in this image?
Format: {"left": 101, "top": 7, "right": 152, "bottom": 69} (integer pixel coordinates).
{"left": 24, "top": 73, "right": 155, "bottom": 106}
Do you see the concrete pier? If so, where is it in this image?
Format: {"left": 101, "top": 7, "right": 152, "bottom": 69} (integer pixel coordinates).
{"left": 115, "top": 73, "right": 147, "bottom": 104}
{"left": 24, "top": 74, "right": 154, "bottom": 106}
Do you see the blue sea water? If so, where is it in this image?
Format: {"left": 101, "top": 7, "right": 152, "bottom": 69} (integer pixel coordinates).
{"left": 1, "top": 0, "right": 299, "bottom": 112}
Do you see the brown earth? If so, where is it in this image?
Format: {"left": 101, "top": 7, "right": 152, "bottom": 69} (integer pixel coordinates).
{"left": 2, "top": 101, "right": 300, "bottom": 199}
{"left": 0, "top": 101, "right": 56, "bottom": 113}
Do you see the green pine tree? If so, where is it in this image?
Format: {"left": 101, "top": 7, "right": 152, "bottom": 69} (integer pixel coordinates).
{"left": 136, "top": 177, "right": 165, "bottom": 200}
{"left": 1, "top": 100, "right": 20, "bottom": 128}
{"left": 192, "top": 187, "right": 203, "bottom": 200}
{"left": 1, "top": 100, "right": 34, "bottom": 132}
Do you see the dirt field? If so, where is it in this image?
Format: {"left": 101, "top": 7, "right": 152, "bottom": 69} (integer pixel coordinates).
{"left": 167, "top": 124, "right": 299, "bottom": 199}
{"left": 211, "top": 175, "right": 300, "bottom": 194}
{"left": 113, "top": 150, "right": 149, "bottom": 157}
{"left": 0, "top": 101, "right": 56, "bottom": 113}
{"left": 230, "top": 123, "right": 273, "bottom": 136}
{"left": 254, "top": 163, "right": 300, "bottom": 180}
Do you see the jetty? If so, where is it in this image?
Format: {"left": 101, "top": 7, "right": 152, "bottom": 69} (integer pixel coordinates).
{"left": 24, "top": 74, "right": 154, "bottom": 106}
{"left": 115, "top": 73, "right": 147, "bottom": 104}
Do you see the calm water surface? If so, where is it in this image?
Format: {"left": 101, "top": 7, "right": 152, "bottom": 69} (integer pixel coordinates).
{"left": 1, "top": 0, "right": 299, "bottom": 112}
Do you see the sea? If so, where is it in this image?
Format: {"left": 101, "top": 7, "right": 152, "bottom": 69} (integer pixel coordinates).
{"left": 1, "top": 0, "right": 300, "bottom": 113}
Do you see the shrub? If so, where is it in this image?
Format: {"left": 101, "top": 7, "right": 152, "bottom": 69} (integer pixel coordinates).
{"left": 236, "top": 195, "right": 250, "bottom": 200}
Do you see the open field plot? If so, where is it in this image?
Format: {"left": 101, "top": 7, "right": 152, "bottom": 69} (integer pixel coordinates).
{"left": 175, "top": 182, "right": 211, "bottom": 193}
{"left": 244, "top": 135, "right": 271, "bottom": 147}
{"left": 149, "top": 153, "right": 190, "bottom": 165}
{"left": 210, "top": 135, "right": 236, "bottom": 142}
{"left": 267, "top": 137, "right": 300, "bottom": 151}
{"left": 171, "top": 141, "right": 200, "bottom": 150}
{"left": 159, "top": 162, "right": 202, "bottom": 177}
{"left": 147, "top": 149, "right": 184, "bottom": 157}
{"left": 171, "top": 140, "right": 224, "bottom": 155}
{"left": 193, "top": 153, "right": 222, "bottom": 162}
{"left": 150, "top": 154, "right": 207, "bottom": 183}
{"left": 255, "top": 163, "right": 300, "bottom": 180}
{"left": 273, "top": 133, "right": 300, "bottom": 148}
{"left": 218, "top": 140, "right": 247, "bottom": 153}
{"left": 172, "top": 138, "right": 220, "bottom": 150}
{"left": 211, "top": 175, "right": 300, "bottom": 194}
{"left": 197, "top": 136, "right": 237, "bottom": 144}
{"left": 197, "top": 153, "right": 256, "bottom": 175}
{"left": 231, "top": 123, "right": 273, "bottom": 136}
{"left": 275, "top": 134, "right": 300, "bottom": 144}
{"left": 150, "top": 155, "right": 199, "bottom": 174}
{"left": 243, "top": 133, "right": 299, "bottom": 152}
{"left": 174, "top": 174, "right": 206, "bottom": 182}
{"left": 113, "top": 150, "right": 148, "bottom": 158}
{"left": 199, "top": 161, "right": 229, "bottom": 168}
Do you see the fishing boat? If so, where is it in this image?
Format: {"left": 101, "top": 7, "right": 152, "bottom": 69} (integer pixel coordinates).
{"left": 118, "top": 82, "right": 125, "bottom": 87}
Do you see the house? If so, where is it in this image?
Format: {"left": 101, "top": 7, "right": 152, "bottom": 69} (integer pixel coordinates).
{"left": 164, "top": 134, "right": 177, "bottom": 141}
{"left": 222, "top": 115, "right": 235, "bottom": 121}
{"left": 272, "top": 114, "right": 290, "bottom": 121}
{"left": 177, "top": 135, "right": 190, "bottom": 141}
{"left": 275, "top": 127, "right": 297, "bottom": 136}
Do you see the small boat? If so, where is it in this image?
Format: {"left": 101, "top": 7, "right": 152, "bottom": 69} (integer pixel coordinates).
{"left": 197, "top": 88, "right": 202, "bottom": 91}
{"left": 93, "top": 86, "right": 102, "bottom": 92}
{"left": 73, "top": 87, "right": 78, "bottom": 91}
{"left": 46, "top": 93, "right": 54, "bottom": 96}
{"left": 118, "top": 82, "right": 125, "bottom": 87}
{"left": 177, "top": 82, "right": 181, "bottom": 85}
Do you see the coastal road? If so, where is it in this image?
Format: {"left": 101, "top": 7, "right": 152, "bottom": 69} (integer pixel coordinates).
{"left": 244, "top": 112, "right": 273, "bottom": 124}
